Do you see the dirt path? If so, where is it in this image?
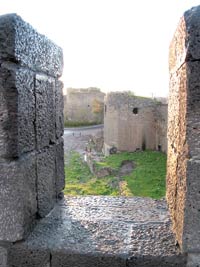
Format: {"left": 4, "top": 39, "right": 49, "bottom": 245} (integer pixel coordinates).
{"left": 63, "top": 127, "right": 103, "bottom": 163}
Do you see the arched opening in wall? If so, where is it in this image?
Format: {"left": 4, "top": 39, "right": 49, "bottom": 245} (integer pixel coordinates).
{"left": 1, "top": 7, "right": 199, "bottom": 265}
{"left": 62, "top": 4, "right": 168, "bottom": 200}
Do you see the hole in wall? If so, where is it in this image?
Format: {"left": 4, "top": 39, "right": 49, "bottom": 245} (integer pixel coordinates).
{"left": 132, "top": 107, "right": 138, "bottom": 114}
{"left": 142, "top": 139, "right": 146, "bottom": 151}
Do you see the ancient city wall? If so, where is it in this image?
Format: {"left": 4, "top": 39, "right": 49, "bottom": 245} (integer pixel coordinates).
{"left": 104, "top": 92, "right": 167, "bottom": 155}
{"left": 64, "top": 87, "right": 105, "bottom": 125}
{"left": 167, "top": 6, "right": 200, "bottom": 261}
{"left": 1, "top": 5, "right": 200, "bottom": 266}
{"left": 0, "top": 13, "right": 64, "bottom": 250}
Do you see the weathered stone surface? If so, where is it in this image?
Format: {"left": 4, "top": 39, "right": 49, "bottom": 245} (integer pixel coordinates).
{"left": 51, "top": 252, "right": 126, "bottom": 267}
{"left": 187, "top": 253, "right": 200, "bottom": 267}
{"left": 167, "top": 63, "right": 187, "bottom": 250}
{"left": 16, "top": 67, "right": 36, "bottom": 155}
{"left": 0, "top": 154, "right": 37, "bottom": 242}
{"left": 183, "top": 6, "right": 200, "bottom": 61}
{"left": 128, "top": 255, "right": 186, "bottom": 267}
{"left": 184, "top": 160, "right": 200, "bottom": 252}
{"left": 8, "top": 196, "right": 185, "bottom": 266}
{"left": 55, "top": 80, "right": 64, "bottom": 139}
{"left": 0, "top": 246, "right": 8, "bottom": 267}
{"left": 186, "top": 61, "right": 200, "bottom": 161}
{"left": 0, "top": 65, "right": 18, "bottom": 159}
{"left": 0, "top": 64, "right": 35, "bottom": 159}
{"left": 37, "top": 146, "right": 56, "bottom": 218}
{"left": 128, "top": 223, "right": 186, "bottom": 266}
{"left": 8, "top": 244, "right": 50, "bottom": 267}
{"left": 0, "top": 12, "right": 64, "bottom": 254}
{"left": 169, "top": 6, "right": 200, "bottom": 73}
{"left": 167, "top": 5, "right": 200, "bottom": 253}
{"left": 0, "top": 14, "right": 63, "bottom": 77}
{"left": 35, "top": 74, "right": 56, "bottom": 150}
{"left": 55, "top": 139, "right": 65, "bottom": 196}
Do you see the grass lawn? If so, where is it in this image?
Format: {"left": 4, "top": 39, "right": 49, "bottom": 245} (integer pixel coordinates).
{"left": 64, "top": 150, "right": 167, "bottom": 199}
{"left": 64, "top": 121, "right": 101, "bottom": 127}
{"left": 63, "top": 151, "right": 119, "bottom": 196}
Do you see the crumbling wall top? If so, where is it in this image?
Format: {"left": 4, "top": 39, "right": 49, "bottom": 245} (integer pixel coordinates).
{"left": 105, "top": 91, "right": 158, "bottom": 110}
{"left": 67, "top": 87, "right": 105, "bottom": 95}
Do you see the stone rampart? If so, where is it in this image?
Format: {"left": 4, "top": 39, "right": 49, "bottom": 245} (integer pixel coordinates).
{"left": 64, "top": 87, "right": 105, "bottom": 125}
{"left": 104, "top": 92, "right": 168, "bottom": 155}
{"left": 0, "top": 13, "right": 64, "bottom": 248}
{"left": 1, "top": 5, "right": 200, "bottom": 266}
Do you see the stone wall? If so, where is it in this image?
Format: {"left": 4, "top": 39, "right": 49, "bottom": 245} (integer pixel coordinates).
{"left": 1, "top": 6, "right": 200, "bottom": 267}
{"left": 167, "top": 5, "right": 200, "bottom": 259}
{"left": 64, "top": 87, "right": 105, "bottom": 125}
{"left": 104, "top": 92, "right": 168, "bottom": 155}
{"left": 0, "top": 12, "right": 64, "bottom": 259}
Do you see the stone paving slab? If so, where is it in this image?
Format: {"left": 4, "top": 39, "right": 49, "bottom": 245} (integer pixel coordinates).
{"left": 8, "top": 196, "right": 187, "bottom": 267}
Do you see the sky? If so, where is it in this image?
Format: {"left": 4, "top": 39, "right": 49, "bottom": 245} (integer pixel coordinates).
{"left": 0, "top": 0, "right": 199, "bottom": 97}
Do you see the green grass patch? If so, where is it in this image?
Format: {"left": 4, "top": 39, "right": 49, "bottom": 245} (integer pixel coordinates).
{"left": 64, "top": 121, "right": 101, "bottom": 127}
{"left": 97, "top": 151, "right": 167, "bottom": 199}
{"left": 64, "top": 150, "right": 167, "bottom": 199}
{"left": 64, "top": 151, "right": 119, "bottom": 196}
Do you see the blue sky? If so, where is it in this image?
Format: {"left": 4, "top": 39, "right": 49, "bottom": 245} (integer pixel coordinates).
{"left": 0, "top": 0, "right": 199, "bottom": 97}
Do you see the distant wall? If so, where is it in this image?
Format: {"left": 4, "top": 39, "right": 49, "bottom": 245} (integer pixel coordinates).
{"left": 104, "top": 92, "right": 167, "bottom": 155}
{"left": 64, "top": 88, "right": 105, "bottom": 124}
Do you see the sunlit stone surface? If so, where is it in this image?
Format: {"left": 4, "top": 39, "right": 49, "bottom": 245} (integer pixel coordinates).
{"left": 8, "top": 196, "right": 186, "bottom": 267}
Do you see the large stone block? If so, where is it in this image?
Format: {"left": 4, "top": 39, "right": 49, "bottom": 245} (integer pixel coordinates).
{"left": 55, "top": 80, "right": 64, "bottom": 139}
{"left": 127, "top": 256, "right": 186, "bottom": 267}
{"left": 167, "top": 64, "right": 188, "bottom": 249}
{"left": 0, "top": 65, "right": 18, "bottom": 159}
{"left": 0, "top": 14, "right": 63, "bottom": 77}
{"left": 8, "top": 244, "right": 50, "bottom": 267}
{"left": 0, "top": 64, "right": 35, "bottom": 160}
{"left": 51, "top": 252, "right": 126, "bottom": 267}
{"left": 16, "top": 67, "right": 36, "bottom": 155}
{"left": 187, "top": 253, "right": 200, "bottom": 267}
{"left": 183, "top": 160, "right": 200, "bottom": 252}
{"left": 35, "top": 74, "right": 56, "bottom": 150}
{"left": 37, "top": 146, "right": 56, "bottom": 218}
{"left": 0, "top": 246, "right": 8, "bottom": 267}
{"left": 0, "top": 154, "right": 37, "bottom": 242}
{"left": 167, "top": 5, "right": 200, "bottom": 254}
{"left": 186, "top": 62, "right": 200, "bottom": 161}
{"left": 169, "top": 6, "right": 200, "bottom": 73}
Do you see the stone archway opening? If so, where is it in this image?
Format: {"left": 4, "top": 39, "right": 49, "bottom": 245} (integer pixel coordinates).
{"left": 0, "top": 5, "right": 200, "bottom": 266}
